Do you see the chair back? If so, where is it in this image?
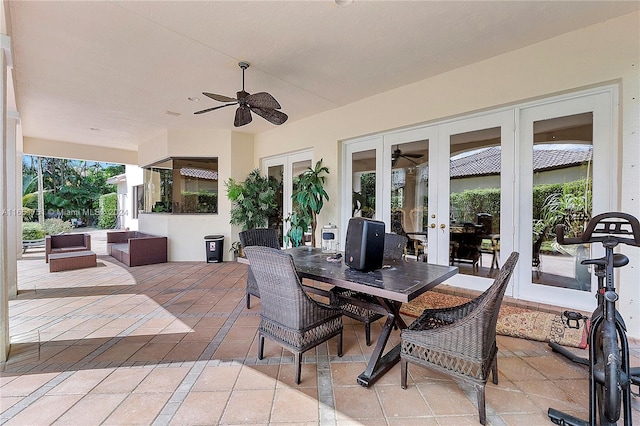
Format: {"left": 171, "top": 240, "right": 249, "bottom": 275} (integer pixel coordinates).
{"left": 239, "top": 228, "right": 280, "bottom": 249}
{"left": 532, "top": 227, "right": 546, "bottom": 265}
{"left": 476, "top": 251, "right": 519, "bottom": 347}
{"left": 477, "top": 213, "right": 493, "bottom": 235}
{"left": 384, "top": 233, "right": 408, "bottom": 260}
{"left": 243, "top": 246, "right": 316, "bottom": 329}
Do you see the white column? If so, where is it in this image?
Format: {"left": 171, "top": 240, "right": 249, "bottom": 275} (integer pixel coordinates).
{"left": 0, "top": 34, "right": 10, "bottom": 362}
{"left": 6, "top": 116, "right": 18, "bottom": 298}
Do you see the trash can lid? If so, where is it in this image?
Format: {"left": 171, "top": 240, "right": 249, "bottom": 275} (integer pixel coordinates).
{"left": 204, "top": 235, "right": 224, "bottom": 240}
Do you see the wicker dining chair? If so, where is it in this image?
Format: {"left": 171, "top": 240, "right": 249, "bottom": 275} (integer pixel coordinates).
{"left": 239, "top": 228, "right": 281, "bottom": 309}
{"left": 243, "top": 246, "right": 343, "bottom": 384}
{"left": 400, "top": 251, "right": 519, "bottom": 425}
{"left": 330, "top": 233, "right": 408, "bottom": 346}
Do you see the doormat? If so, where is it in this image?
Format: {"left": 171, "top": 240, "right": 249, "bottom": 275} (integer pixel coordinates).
{"left": 400, "top": 291, "right": 589, "bottom": 349}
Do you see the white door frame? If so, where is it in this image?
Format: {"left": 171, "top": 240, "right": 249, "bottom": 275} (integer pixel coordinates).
{"left": 341, "top": 137, "right": 384, "bottom": 248}
{"left": 516, "top": 88, "right": 617, "bottom": 311}
{"left": 262, "top": 149, "right": 313, "bottom": 242}
{"left": 437, "top": 110, "right": 515, "bottom": 292}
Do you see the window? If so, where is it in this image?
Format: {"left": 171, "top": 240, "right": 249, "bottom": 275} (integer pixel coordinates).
{"left": 132, "top": 184, "right": 143, "bottom": 219}
{"left": 143, "top": 158, "right": 218, "bottom": 214}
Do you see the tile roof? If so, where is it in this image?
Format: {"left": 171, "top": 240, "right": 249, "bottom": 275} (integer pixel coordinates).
{"left": 179, "top": 167, "right": 218, "bottom": 181}
{"left": 413, "top": 144, "right": 592, "bottom": 183}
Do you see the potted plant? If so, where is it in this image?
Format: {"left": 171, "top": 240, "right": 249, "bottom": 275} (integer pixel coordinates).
{"left": 229, "top": 241, "right": 243, "bottom": 260}
{"left": 283, "top": 209, "right": 312, "bottom": 248}
{"left": 291, "top": 159, "right": 329, "bottom": 247}
{"left": 225, "top": 169, "right": 278, "bottom": 230}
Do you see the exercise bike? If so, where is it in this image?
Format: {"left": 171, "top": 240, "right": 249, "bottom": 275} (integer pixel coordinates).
{"left": 548, "top": 212, "right": 640, "bottom": 426}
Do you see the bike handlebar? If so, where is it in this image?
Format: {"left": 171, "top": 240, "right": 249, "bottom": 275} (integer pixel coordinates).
{"left": 556, "top": 212, "right": 640, "bottom": 247}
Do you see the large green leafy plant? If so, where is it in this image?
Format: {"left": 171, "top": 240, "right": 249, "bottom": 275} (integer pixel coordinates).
{"left": 225, "top": 169, "right": 278, "bottom": 231}
{"left": 287, "top": 159, "right": 329, "bottom": 247}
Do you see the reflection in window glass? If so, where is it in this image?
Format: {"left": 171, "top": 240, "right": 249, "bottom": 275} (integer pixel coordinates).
{"left": 532, "top": 113, "right": 593, "bottom": 290}
{"left": 351, "top": 149, "right": 376, "bottom": 219}
{"left": 267, "top": 165, "right": 284, "bottom": 244}
{"left": 143, "top": 158, "right": 218, "bottom": 214}
{"left": 132, "top": 184, "right": 144, "bottom": 219}
{"left": 449, "top": 127, "right": 501, "bottom": 277}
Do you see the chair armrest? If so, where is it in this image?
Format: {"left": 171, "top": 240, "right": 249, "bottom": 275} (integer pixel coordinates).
{"left": 107, "top": 231, "right": 128, "bottom": 244}
{"left": 45, "top": 236, "right": 52, "bottom": 262}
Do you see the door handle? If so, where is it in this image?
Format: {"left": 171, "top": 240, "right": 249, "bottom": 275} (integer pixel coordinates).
{"left": 440, "top": 223, "right": 446, "bottom": 233}
{"left": 430, "top": 223, "right": 436, "bottom": 229}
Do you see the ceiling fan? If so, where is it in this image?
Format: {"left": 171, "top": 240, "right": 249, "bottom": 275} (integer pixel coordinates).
{"left": 391, "top": 146, "right": 423, "bottom": 166}
{"left": 194, "top": 62, "right": 288, "bottom": 127}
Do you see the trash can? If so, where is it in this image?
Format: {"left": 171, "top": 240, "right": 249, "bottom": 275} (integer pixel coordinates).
{"left": 204, "top": 235, "right": 224, "bottom": 263}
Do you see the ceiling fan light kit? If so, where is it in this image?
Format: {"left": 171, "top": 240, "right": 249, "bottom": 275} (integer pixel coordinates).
{"left": 194, "top": 62, "right": 288, "bottom": 127}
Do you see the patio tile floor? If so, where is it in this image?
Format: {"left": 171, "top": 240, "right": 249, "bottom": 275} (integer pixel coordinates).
{"left": 2, "top": 230, "right": 639, "bottom": 425}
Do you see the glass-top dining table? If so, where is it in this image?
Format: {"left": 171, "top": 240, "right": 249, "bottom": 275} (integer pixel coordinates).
{"left": 283, "top": 247, "right": 458, "bottom": 387}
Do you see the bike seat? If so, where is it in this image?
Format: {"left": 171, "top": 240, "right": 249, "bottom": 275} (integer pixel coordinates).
{"left": 581, "top": 253, "right": 629, "bottom": 268}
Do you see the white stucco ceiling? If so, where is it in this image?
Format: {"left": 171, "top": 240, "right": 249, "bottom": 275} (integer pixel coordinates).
{"left": 7, "top": 1, "right": 639, "bottom": 151}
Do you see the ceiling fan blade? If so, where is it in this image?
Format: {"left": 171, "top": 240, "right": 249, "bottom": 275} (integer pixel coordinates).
{"left": 400, "top": 155, "right": 419, "bottom": 165}
{"left": 251, "top": 107, "right": 288, "bottom": 125}
{"left": 234, "top": 105, "right": 252, "bottom": 127}
{"left": 202, "top": 92, "right": 238, "bottom": 103}
{"left": 404, "top": 153, "right": 423, "bottom": 158}
{"left": 246, "top": 92, "right": 281, "bottom": 109}
{"left": 193, "top": 103, "right": 237, "bottom": 115}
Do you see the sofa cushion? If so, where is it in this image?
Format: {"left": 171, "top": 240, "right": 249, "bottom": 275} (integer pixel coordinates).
{"left": 110, "top": 243, "right": 129, "bottom": 254}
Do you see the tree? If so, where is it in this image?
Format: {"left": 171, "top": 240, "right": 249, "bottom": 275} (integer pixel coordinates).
{"left": 22, "top": 155, "right": 124, "bottom": 225}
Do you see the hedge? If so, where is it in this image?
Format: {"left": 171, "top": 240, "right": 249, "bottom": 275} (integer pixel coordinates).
{"left": 98, "top": 193, "right": 118, "bottom": 229}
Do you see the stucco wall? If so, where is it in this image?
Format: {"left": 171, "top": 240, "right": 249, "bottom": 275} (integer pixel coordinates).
{"left": 137, "top": 128, "right": 254, "bottom": 261}
{"left": 252, "top": 12, "right": 640, "bottom": 336}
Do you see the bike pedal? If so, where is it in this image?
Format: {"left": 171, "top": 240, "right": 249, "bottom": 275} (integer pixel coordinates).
{"left": 562, "top": 310, "right": 588, "bottom": 329}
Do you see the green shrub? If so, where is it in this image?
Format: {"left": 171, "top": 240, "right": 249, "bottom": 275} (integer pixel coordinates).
{"left": 22, "top": 222, "right": 45, "bottom": 240}
{"left": 43, "top": 218, "right": 73, "bottom": 235}
{"left": 21, "top": 207, "right": 35, "bottom": 222}
{"left": 98, "top": 193, "right": 118, "bottom": 229}
{"left": 450, "top": 188, "right": 500, "bottom": 229}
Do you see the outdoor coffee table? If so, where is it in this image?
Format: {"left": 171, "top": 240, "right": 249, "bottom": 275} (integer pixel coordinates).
{"left": 285, "top": 247, "right": 458, "bottom": 387}
{"left": 48, "top": 250, "right": 97, "bottom": 272}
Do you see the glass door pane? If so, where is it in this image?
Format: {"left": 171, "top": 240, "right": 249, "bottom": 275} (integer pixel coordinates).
{"left": 266, "top": 164, "right": 284, "bottom": 244}
{"left": 390, "top": 141, "right": 428, "bottom": 260}
{"left": 449, "top": 127, "right": 502, "bottom": 277}
{"left": 351, "top": 149, "right": 377, "bottom": 219}
{"left": 532, "top": 113, "right": 593, "bottom": 290}
{"left": 293, "top": 159, "right": 312, "bottom": 245}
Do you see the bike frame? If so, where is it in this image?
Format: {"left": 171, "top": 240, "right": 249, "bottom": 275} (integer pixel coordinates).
{"left": 548, "top": 212, "right": 640, "bottom": 426}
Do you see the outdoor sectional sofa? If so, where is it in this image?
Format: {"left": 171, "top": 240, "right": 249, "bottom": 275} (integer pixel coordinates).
{"left": 107, "top": 230, "right": 167, "bottom": 267}
{"left": 45, "top": 233, "right": 91, "bottom": 263}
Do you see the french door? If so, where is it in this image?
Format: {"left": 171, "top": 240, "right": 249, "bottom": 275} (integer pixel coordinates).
{"left": 342, "top": 86, "right": 616, "bottom": 310}
{"left": 436, "top": 111, "right": 514, "bottom": 291}
{"left": 262, "top": 150, "right": 313, "bottom": 247}
{"left": 516, "top": 89, "right": 616, "bottom": 311}
{"left": 343, "top": 111, "right": 513, "bottom": 292}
